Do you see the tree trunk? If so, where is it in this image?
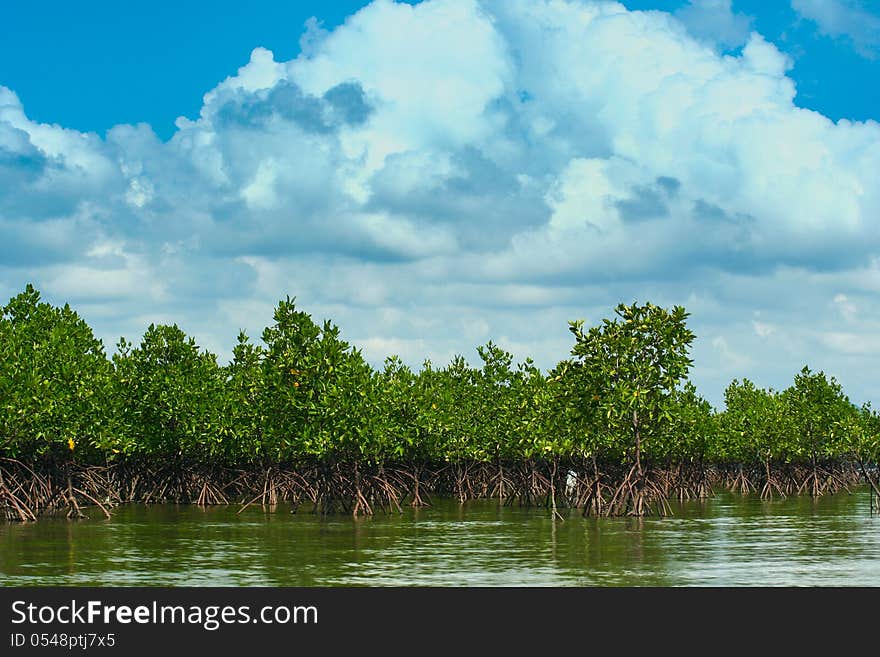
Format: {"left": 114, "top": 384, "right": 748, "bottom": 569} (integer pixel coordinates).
{"left": 633, "top": 409, "right": 642, "bottom": 476}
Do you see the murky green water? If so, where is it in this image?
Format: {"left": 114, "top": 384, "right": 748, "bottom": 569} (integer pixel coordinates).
{"left": 2, "top": 490, "right": 878, "bottom": 586}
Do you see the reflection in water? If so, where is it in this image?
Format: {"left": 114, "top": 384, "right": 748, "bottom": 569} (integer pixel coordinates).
{"left": 1, "top": 490, "right": 878, "bottom": 586}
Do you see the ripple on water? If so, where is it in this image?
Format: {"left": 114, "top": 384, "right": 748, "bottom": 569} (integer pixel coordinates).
{"left": 1, "top": 491, "right": 879, "bottom": 586}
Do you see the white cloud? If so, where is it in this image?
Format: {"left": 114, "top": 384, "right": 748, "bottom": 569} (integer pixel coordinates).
{"left": 674, "top": 0, "right": 753, "bottom": 50}
{"left": 833, "top": 293, "right": 858, "bottom": 321}
{"left": 125, "top": 178, "right": 154, "bottom": 208}
{"left": 288, "top": 0, "right": 512, "bottom": 172}
{"left": 241, "top": 159, "right": 280, "bottom": 210}
{"left": 820, "top": 331, "right": 880, "bottom": 356}
{"left": 203, "top": 47, "right": 285, "bottom": 105}
{"left": 2, "top": 0, "right": 880, "bottom": 408}
{"left": 752, "top": 321, "right": 776, "bottom": 338}
{"left": 711, "top": 335, "right": 751, "bottom": 368}
{"left": 792, "top": 0, "right": 880, "bottom": 58}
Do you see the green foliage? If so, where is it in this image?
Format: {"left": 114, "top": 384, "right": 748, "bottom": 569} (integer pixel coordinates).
{"left": 0, "top": 284, "right": 113, "bottom": 460}
{"left": 473, "top": 343, "right": 518, "bottom": 460}
{"left": 654, "top": 383, "right": 715, "bottom": 462}
{"left": 112, "top": 323, "right": 225, "bottom": 460}
{"left": 220, "top": 331, "right": 267, "bottom": 462}
{"left": 566, "top": 302, "right": 696, "bottom": 464}
{"left": 512, "top": 358, "right": 574, "bottom": 460}
{"left": 428, "top": 356, "right": 476, "bottom": 462}
{"left": 781, "top": 367, "right": 856, "bottom": 462}
{"left": 717, "top": 379, "right": 786, "bottom": 463}
{"left": 260, "top": 296, "right": 378, "bottom": 462}
{"left": 845, "top": 403, "right": 880, "bottom": 463}
{"left": 376, "top": 356, "right": 422, "bottom": 461}
{"left": 0, "top": 286, "right": 876, "bottom": 476}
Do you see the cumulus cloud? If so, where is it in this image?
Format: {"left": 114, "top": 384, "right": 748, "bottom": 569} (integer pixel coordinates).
{"left": 792, "top": 0, "right": 880, "bottom": 58}
{"left": 674, "top": 0, "right": 753, "bottom": 50}
{"left": 2, "top": 0, "right": 879, "bottom": 407}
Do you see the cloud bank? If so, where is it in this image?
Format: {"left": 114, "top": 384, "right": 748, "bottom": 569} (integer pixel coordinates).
{"left": 2, "top": 0, "right": 879, "bottom": 406}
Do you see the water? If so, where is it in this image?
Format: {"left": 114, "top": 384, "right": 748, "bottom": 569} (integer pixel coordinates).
{"left": 2, "top": 490, "right": 878, "bottom": 586}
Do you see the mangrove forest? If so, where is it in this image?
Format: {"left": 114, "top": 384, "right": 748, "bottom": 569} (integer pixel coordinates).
{"left": 1, "top": 284, "right": 878, "bottom": 521}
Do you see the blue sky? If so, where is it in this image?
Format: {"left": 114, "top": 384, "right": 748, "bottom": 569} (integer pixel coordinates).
{"left": 3, "top": 0, "right": 877, "bottom": 137}
{"left": 1, "top": 0, "right": 879, "bottom": 408}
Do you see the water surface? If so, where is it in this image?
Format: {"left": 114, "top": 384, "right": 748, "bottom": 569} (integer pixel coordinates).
{"left": 2, "top": 490, "right": 878, "bottom": 586}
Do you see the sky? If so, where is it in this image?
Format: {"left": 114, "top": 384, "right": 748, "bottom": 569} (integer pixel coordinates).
{"left": 1, "top": 0, "right": 879, "bottom": 408}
